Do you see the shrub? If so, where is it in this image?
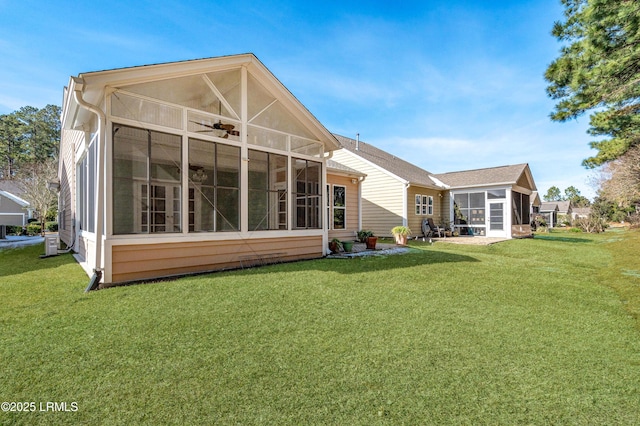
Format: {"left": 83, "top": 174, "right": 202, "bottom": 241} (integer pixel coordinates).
{"left": 46, "top": 221, "right": 58, "bottom": 232}
{"left": 26, "top": 223, "right": 41, "bottom": 236}
{"left": 573, "top": 215, "right": 608, "bottom": 233}
{"left": 531, "top": 215, "right": 547, "bottom": 231}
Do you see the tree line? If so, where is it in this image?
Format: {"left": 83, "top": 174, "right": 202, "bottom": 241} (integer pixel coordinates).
{"left": 0, "top": 104, "right": 60, "bottom": 179}
{"left": 0, "top": 105, "right": 61, "bottom": 235}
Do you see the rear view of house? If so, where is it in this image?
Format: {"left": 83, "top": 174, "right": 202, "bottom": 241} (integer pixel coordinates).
{"left": 58, "top": 54, "right": 342, "bottom": 287}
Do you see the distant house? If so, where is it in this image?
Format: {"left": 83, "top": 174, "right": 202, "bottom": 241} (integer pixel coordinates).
{"left": 331, "top": 135, "right": 538, "bottom": 239}
{"left": 331, "top": 134, "right": 446, "bottom": 238}
{"left": 572, "top": 207, "right": 591, "bottom": 220}
{"left": 0, "top": 181, "right": 32, "bottom": 227}
{"left": 540, "top": 200, "right": 573, "bottom": 227}
{"left": 433, "top": 164, "right": 537, "bottom": 239}
{"left": 58, "top": 54, "right": 343, "bottom": 287}
{"left": 539, "top": 202, "right": 560, "bottom": 227}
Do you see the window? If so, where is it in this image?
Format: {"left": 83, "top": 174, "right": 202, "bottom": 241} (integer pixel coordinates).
{"left": 415, "top": 194, "right": 433, "bottom": 215}
{"left": 76, "top": 137, "right": 96, "bottom": 233}
{"left": 113, "top": 124, "right": 182, "bottom": 234}
{"left": 248, "top": 150, "right": 288, "bottom": 230}
{"left": 188, "top": 138, "right": 240, "bottom": 232}
{"left": 454, "top": 192, "right": 485, "bottom": 235}
{"left": 293, "top": 159, "right": 321, "bottom": 229}
{"left": 333, "top": 185, "right": 346, "bottom": 229}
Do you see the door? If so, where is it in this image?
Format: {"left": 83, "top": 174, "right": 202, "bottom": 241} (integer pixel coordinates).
{"left": 487, "top": 201, "right": 506, "bottom": 237}
{"left": 138, "top": 183, "right": 181, "bottom": 233}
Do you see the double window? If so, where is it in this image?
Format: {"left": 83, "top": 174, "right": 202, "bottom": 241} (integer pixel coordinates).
{"left": 332, "top": 185, "right": 346, "bottom": 229}
{"left": 415, "top": 194, "right": 433, "bottom": 215}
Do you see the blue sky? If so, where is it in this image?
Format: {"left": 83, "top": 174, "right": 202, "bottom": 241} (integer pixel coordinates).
{"left": 0, "top": 0, "right": 598, "bottom": 199}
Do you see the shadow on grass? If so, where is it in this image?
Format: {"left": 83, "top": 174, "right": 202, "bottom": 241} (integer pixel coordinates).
{"left": 231, "top": 248, "right": 480, "bottom": 277}
{"left": 533, "top": 234, "right": 593, "bottom": 244}
{"left": 0, "top": 244, "right": 78, "bottom": 279}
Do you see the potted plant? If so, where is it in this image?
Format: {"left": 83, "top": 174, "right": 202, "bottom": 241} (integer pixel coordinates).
{"left": 357, "top": 230, "right": 373, "bottom": 243}
{"left": 391, "top": 225, "right": 412, "bottom": 245}
{"left": 365, "top": 232, "right": 377, "bottom": 250}
{"left": 328, "top": 238, "right": 342, "bottom": 254}
{"left": 342, "top": 240, "right": 354, "bottom": 252}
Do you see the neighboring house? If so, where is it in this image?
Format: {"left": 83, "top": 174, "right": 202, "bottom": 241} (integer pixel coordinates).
{"left": 540, "top": 200, "right": 573, "bottom": 227}
{"left": 539, "top": 202, "right": 560, "bottom": 227}
{"left": 556, "top": 200, "right": 572, "bottom": 225}
{"left": 331, "top": 134, "right": 446, "bottom": 237}
{"left": 572, "top": 207, "right": 591, "bottom": 220}
{"left": 58, "top": 54, "right": 343, "bottom": 286}
{"left": 433, "top": 164, "right": 537, "bottom": 238}
{"left": 331, "top": 135, "right": 537, "bottom": 239}
{"left": 0, "top": 181, "right": 32, "bottom": 227}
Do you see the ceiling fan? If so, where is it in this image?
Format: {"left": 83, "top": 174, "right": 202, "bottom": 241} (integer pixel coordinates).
{"left": 190, "top": 120, "right": 240, "bottom": 138}
{"left": 190, "top": 100, "right": 239, "bottom": 138}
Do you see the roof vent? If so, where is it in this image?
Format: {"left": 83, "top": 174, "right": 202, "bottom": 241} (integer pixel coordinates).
{"left": 356, "top": 133, "right": 360, "bottom": 150}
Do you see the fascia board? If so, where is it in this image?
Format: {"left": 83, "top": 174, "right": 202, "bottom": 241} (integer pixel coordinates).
{"left": 245, "top": 58, "right": 340, "bottom": 151}
{"left": 0, "top": 190, "right": 29, "bottom": 207}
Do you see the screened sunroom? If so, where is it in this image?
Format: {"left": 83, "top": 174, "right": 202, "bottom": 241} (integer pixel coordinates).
{"left": 60, "top": 55, "right": 340, "bottom": 286}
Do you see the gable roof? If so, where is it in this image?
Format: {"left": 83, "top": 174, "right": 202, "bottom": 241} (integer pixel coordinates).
{"left": 333, "top": 134, "right": 440, "bottom": 189}
{"left": 0, "top": 190, "right": 29, "bottom": 207}
{"left": 433, "top": 163, "right": 536, "bottom": 191}
{"left": 62, "top": 53, "right": 340, "bottom": 151}
{"left": 540, "top": 202, "right": 559, "bottom": 212}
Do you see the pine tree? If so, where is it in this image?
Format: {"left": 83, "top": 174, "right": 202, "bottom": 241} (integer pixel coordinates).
{"left": 545, "top": 0, "right": 640, "bottom": 168}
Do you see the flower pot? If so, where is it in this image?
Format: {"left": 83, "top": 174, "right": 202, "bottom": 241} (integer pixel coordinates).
{"left": 394, "top": 234, "right": 408, "bottom": 245}
{"left": 342, "top": 241, "right": 353, "bottom": 252}
{"left": 365, "top": 236, "right": 378, "bottom": 250}
{"left": 329, "top": 241, "right": 340, "bottom": 254}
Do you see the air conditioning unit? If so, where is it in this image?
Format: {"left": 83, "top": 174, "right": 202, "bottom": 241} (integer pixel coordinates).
{"left": 45, "top": 236, "right": 59, "bottom": 257}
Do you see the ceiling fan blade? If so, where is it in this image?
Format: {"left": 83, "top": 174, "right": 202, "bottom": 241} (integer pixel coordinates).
{"left": 190, "top": 120, "right": 216, "bottom": 130}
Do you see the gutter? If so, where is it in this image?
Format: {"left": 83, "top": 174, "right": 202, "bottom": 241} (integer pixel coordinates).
{"left": 72, "top": 77, "right": 106, "bottom": 291}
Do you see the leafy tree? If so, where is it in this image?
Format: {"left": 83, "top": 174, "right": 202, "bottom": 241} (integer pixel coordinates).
{"left": 15, "top": 158, "right": 58, "bottom": 236}
{"left": 598, "top": 144, "right": 640, "bottom": 209}
{"left": 545, "top": 0, "right": 640, "bottom": 168}
{"left": 543, "top": 186, "right": 563, "bottom": 201}
{"left": 0, "top": 113, "right": 26, "bottom": 179}
{"left": 564, "top": 185, "right": 590, "bottom": 207}
{"left": 0, "top": 105, "right": 60, "bottom": 179}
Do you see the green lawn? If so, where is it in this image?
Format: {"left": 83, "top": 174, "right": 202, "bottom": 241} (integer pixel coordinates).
{"left": 1, "top": 229, "right": 639, "bottom": 425}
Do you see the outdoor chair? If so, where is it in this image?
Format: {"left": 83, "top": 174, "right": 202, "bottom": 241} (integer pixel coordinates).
{"left": 427, "top": 218, "right": 445, "bottom": 238}
{"left": 421, "top": 219, "right": 435, "bottom": 238}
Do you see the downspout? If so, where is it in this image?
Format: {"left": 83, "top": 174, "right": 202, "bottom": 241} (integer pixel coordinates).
{"left": 72, "top": 78, "right": 106, "bottom": 292}
{"left": 403, "top": 183, "right": 411, "bottom": 227}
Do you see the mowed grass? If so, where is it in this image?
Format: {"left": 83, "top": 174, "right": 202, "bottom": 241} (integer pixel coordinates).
{"left": 1, "top": 230, "right": 639, "bottom": 425}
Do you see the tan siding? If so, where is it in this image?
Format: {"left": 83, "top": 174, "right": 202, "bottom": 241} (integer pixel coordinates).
{"left": 109, "top": 235, "right": 323, "bottom": 284}
{"left": 332, "top": 150, "right": 404, "bottom": 237}
{"left": 406, "top": 186, "right": 446, "bottom": 237}
{"left": 327, "top": 174, "right": 360, "bottom": 241}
